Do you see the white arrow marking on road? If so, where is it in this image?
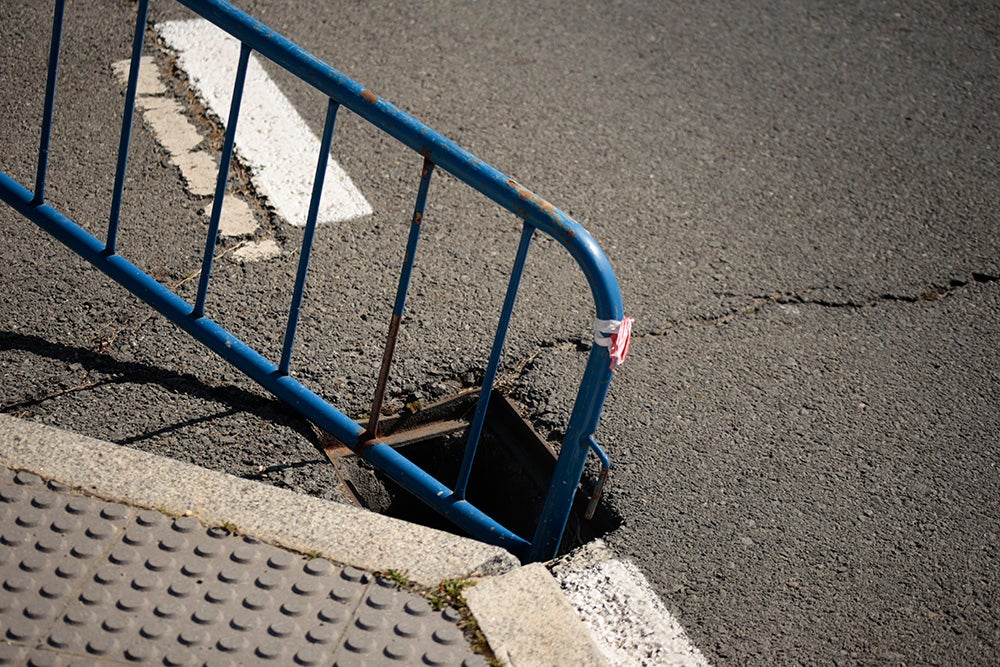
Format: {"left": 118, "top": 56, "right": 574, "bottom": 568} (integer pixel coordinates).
{"left": 156, "top": 19, "right": 373, "bottom": 227}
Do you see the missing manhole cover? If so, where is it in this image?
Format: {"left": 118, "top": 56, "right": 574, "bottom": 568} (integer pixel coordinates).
{"left": 316, "top": 390, "right": 620, "bottom": 556}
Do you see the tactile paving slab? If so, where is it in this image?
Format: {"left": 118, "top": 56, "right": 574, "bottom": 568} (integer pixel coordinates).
{"left": 0, "top": 467, "right": 488, "bottom": 666}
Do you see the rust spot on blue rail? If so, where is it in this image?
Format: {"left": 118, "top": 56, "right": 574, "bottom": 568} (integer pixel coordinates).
{"left": 360, "top": 89, "right": 378, "bottom": 104}
{"left": 508, "top": 178, "right": 555, "bottom": 216}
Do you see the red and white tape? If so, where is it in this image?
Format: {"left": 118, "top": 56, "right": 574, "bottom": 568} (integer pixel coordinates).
{"left": 594, "top": 316, "right": 634, "bottom": 371}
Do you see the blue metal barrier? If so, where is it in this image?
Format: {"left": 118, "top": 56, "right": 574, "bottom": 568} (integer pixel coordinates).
{"left": 0, "top": 0, "right": 629, "bottom": 562}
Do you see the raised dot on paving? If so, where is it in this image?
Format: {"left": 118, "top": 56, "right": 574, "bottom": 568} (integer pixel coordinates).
{"left": 2, "top": 528, "right": 28, "bottom": 547}
{"left": 230, "top": 611, "right": 257, "bottom": 632}
{"left": 422, "top": 647, "right": 452, "bottom": 666}
{"left": 204, "top": 584, "right": 232, "bottom": 605}
{"left": 158, "top": 533, "right": 186, "bottom": 552}
{"left": 255, "top": 570, "right": 281, "bottom": 590}
{"left": 20, "top": 552, "right": 48, "bottom": 572}
{"left": 23, "top": 600, "right": 57, "bottom": 621}
{"left": 145, "top": 552, "right": 174, "bottom": 572}
{"left": 255, "top": 641, "right": 283, "bottom": 660}
{"left": 180, "top": 560, "right": 208, "bottom": 578}
{"left": 433, "top": 625, "right": 464, "bottom": 646}
{"left": 40, "top": 580, "right": 71, "bottom": 600}
{"left": 14, "top": 471, "right": 42, "bottom": 486}
{"left": 65, "top": 497, "right": 94, "bottom": 515}
{"left": 280, "top": 598, "right": 310, "bottom": 618}
{"left": 355, "top": 609, "right": 385, "bottom": 632}
{"left": 6, "top": 617, "right": 38, "bottom": 643}
{"left": 79, "top": 582, "right": 109, "bottom": 606}
{"left": 86, "top": 634, "right": 118, "bottom": 656}
{"left": 192, "top": 606, "right": 223, "bottom": 626}
{"left": 99, "top": 502, "right": 130, "bottom": 521}
{"left": 15, "top": 509, "right": 43, "bottom": 528}
{"left": 116, "top": 591, "right": 146, "bottom": 612}
{"left": 84, "top": 521, "right": 115, "bottom": 541}
{"left": 4, "top": 572, "right": 31, "bottom": 593}
{"left": 294, "top": 645, "right": 324, "bottom": 666}
{"left": 178, "top": 627, "right": 208, "bottom": 647}
{"left": 64, "top": 606, "right": 95, "bottom": 626}
{"left": 0, "top": 644, "right": 26, "bottom": 665}
{"left": 383, "top": 638, "right": 414, "bottom": 661}
{"left": 30, "top": 491, "right": 58, "bottom": 509}
{"left": 317, "top": 604, "right": 346, "bottom": 624}
{"left": 292, "top": 578, "right": 322, "bottom": 596}
{"left": 394, "top": 618, "right": 422, "bottom": 638}
{"left": 131, "top": 571, "right": 162, "bottom": 591}
{"left": 304, "top": 558, "right": 332, "bottom": 576}
{"left": 124, "top": 641, "right": 154, "bottom": 662}
{"left": 340, "top": 566, "right": 366, "bottom": 583}
{"left": 216, "top": 633, "right": 247, "bottom": 653}
{"left": 231, "top": 543, "right": 257, "bottom": 564}
{"left": 140, "top": 620, "right": 167, "bottom": 640}
{"left": 101, "top": 611, "right": 134, "bottom": 633}
{"left": 404, "top": 598, "right": 431, "bottom": 617}
{"left": 365, "top": 586, "right": 395, "bottom": 610}
{"left": 305, "top": 624, "right": 337, "bottom": 645}
{"left": 172, "top": 517, "right": 200, "bottom": 534}
{"left": 50, "top": 515, "right": 77, "bottom": 535}
{"left": 330, "top": 581, "right": 359, "bottom": 603}
{"left": 124, "top": 526, "right": 154, "bottom": 546}
{"left": 70, "top": 541, "right": 101, "bottom": 560}
{"left": 109, "top": 545, "right": 139, "bottom": 566}
{"left": 154, "top": 600, "right": 183, "bottom": 619}
{"left": 267, "top": 620, "right": 296, "bottom": 638}
{"left": 194, "top": 540, "right": 222, "bottom": 558}
{"left": 46, "top": 626, "right": 74, "bottom": 650}
{"left": 267, "top": 551, "right": 295, "bottom": 570}
{"left": 35, "top": 533, "right": 63, "bottom": 554}
{"left": 137, "top": 510, "right": 164, "bottom": 527}
{"left": 343, "top": 631, "right": 376, "bottom": 654}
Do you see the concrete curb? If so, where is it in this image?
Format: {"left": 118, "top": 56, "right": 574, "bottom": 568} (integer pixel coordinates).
{"left": 0, "top": 414, "right": 517, "bottom": 586}
{"left": 0, "top": 414, "right": 612, "bottom": 665}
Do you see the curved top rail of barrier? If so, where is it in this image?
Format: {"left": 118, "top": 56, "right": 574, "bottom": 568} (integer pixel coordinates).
{"left": 0, "top": 0, "right": 630, "bottom": 563}
{"left": 182, "top": 0, "right": 623, "bottom": 321}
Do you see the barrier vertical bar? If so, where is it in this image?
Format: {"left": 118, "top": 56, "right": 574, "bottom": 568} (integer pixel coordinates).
{"left": 364, "top": 156, "right": 435, "bottom": 440}
{"left": 528, "top": 345, "right": 615, "bottom": 560}
{"left": 454, "top": 222, "right": 534, "bottom": 499}
{"left": 106, "top": 0, "right": 150, "bottom": 253}
{"left": 193, "top": 42, "right": 251, "bottom": 318}
{"left": 33, "top": 0, "right": 67, "bottom": 205}
{"left": 279, "top": 98, "right": 340, "bottom": 375}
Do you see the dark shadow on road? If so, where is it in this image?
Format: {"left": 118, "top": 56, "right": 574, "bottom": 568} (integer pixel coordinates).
{"left": 0, "top": 330, "right": 316, "bottom": 444}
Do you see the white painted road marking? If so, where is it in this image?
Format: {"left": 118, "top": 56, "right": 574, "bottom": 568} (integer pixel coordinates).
{"left": 112, "top": 56, "right": 261, "bottom": 242}
{"left": 156, "top": 19, "right": 373, "bottom": 227}
{"left": 551, "top": 540, "right": 711, "bottom": 666}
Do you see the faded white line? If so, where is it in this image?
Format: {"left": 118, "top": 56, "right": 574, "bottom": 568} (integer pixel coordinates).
{"left": 156, "top": 19, "right": 373, "bottom": 227}
{"left": 112, "top": 56, "right": 261, "bottom": 242}
{"left": 551, "top": 540, "right": 711, "bottom": 667}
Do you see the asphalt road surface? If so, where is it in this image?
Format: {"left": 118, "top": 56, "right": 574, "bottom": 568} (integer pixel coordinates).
{"left": 2, "top": 1, "right": 998, "bottom": 664}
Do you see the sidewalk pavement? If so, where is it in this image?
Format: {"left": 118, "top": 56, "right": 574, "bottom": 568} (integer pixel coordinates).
{"left": 0, "top": 414, "right": 609, "bottom": 666}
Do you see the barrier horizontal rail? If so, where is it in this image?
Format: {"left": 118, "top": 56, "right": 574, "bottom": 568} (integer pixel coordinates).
{"left": 0, "top": 0, "right": 630, "bottom": 562}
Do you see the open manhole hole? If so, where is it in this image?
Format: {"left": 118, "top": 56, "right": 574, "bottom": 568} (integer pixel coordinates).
{"left": 314, "top": 389, "right": 621, "bottom": 557}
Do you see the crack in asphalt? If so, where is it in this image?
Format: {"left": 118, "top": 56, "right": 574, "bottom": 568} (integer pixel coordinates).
{"left": 635, "top": 270, "right": 1000, "bottom": 338}
{"left": 504, "top": 271, "right": 999, "bottom": 383}
{"left": 752, "top": 271, "right": 999, "bottom": 309}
